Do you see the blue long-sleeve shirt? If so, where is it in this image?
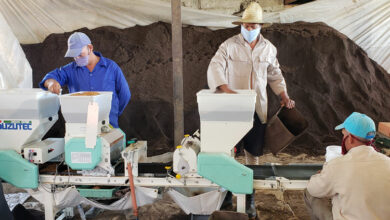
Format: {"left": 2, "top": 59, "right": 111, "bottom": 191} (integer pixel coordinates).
{"left": 39, "top": 52, "right": 131, "bottom": 128}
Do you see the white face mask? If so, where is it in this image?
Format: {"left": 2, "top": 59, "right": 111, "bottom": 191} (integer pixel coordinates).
{"left": 75, "top": 48, "right": 91, "bottom": 67}
{"left": 75, "top": 54, "right": 89, "bottom": 67}
{"left": 241, "top": 25, "right": 260, "bottom": 43}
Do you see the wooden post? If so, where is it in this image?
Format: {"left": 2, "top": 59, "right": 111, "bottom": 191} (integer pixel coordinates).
{"left": 171, "top": 0, "right": 184, "bottom": 147}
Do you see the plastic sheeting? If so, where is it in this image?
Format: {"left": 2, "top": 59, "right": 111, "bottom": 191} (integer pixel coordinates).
{"left": 0, "top": 0, "right": 388, "bottom": 89}
{"left": 0, "top": 0, "right": 237, "bottom": 44}
{"left": 77, "top": 165, "right": 113, "bottom": 177}
{"left": 0, "top": 12, "right": 32, "bottom": 89}
{"left": 27, "top": 184, "right": 158, "bottom": 212}
{"left": 5, "top": 192, "right": 30, "bottom": 210}
{"left": 167, "top": 187, "right": 227, "bottom": 215}
{"left": 264, "top": 0, "right": 390, "bottom": 73}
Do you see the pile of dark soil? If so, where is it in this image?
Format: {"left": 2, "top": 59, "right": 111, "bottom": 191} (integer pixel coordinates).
{"left": 22, "top": 21, "right": 390, "bottom": 156}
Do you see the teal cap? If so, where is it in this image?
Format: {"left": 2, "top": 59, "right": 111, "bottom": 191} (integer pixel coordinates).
{"left": 335, "top": 112, "right": 376, "bottom": 140}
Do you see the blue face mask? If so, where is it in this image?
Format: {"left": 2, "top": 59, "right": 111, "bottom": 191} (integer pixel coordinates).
{"left": 241, "top": 25, "right": 260, "bottom": 43}
{"left": 75, "top": 49, "right": 90, "bottom": 67}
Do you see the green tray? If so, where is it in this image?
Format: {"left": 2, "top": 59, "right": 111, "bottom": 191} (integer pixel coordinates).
{"left": 77, "top": 186, "right": 118, "bottom": 198}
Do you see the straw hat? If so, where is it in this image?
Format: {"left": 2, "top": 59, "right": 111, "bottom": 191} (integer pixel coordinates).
{"left": 232, "top": 2, "right": 263, "bottom": 25}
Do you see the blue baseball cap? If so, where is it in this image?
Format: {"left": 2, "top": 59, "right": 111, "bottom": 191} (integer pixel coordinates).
{"left": 335, "top": 112, "right": 376, "bottom": 140}
{"left": 64, "top": 32, "right": 91, "bottom": 57}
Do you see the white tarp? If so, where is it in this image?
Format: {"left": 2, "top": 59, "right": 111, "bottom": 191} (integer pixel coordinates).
{"left": 27, "top": 185, "right": 158, "bottom": 212}
{"left": 0, "top": 0, "right": 237, "bottom": 44}
{"left": 167, "top": 187, "right": 227, "bottom": 215}
{"left": 0, "top": 12, "right": 32, "bottom": 89}
{"left": 0, "top": 0, "right": 388, "bottom": 89}
{"left": 264, "top": 0, "right": 390, "bottom": 73}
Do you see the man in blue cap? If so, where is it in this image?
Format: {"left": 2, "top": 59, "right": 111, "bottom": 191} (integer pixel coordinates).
{"left": 304, "top": 112, "right": 390, "bottom": 220}
{"left": 39, "top": 32, "right": 131, "bottom": 128}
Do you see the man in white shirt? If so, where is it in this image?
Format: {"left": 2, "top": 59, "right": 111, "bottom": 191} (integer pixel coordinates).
{"left": 208, "top": 3, "right": 295, "bottom": 219}
{"left": 207, "top": 2, "right": 295, "bottom": 164}
{"left": 305, "top": 112, "right": 390, "bottom": 220}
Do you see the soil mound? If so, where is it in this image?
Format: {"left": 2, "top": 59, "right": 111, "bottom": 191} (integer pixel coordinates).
{"left": 22, "top": 22, "right": 390, "bottom": 156}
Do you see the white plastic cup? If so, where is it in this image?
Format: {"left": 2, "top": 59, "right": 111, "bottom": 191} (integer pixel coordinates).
{"left": 325, "top": 145, "right": 342, "bottom": 162}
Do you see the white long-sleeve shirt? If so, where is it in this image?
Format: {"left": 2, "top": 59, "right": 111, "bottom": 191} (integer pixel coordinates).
{"left": 307, "top": 145, "right": 390, "bottom": 220}
{"left": 207, "top": 34, "right": 287, "bottom": 123}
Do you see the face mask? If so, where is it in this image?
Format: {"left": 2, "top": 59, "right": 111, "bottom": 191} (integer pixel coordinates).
{"left": 75, "top": 49, "right": 90, "bottom": 67}
{"left": 341, "top": 135, "right": 348, "bottom": 155}
{"left": 342, "top": 134, "right": 379, "bottom": 155}
{"left": 241, "top": 25, "right": 260, "bottom": 43}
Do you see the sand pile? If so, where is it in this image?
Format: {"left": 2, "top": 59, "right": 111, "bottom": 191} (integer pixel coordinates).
{"left": 22, "top": 22, "right": 390, "bottom": 156}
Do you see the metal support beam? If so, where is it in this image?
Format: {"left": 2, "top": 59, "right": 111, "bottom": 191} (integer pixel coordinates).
{"left": 171, "top": 0, "right": 184, "bottom": 147}
{"left": 39, "top": 175, "right": 219, "bottom": 188}
{"left": 235, "top": 194, "right": 246, "bottom": 213}
{"left": 43, "top": 186, "right": 55, "bottom": 220}
{"left": 39, "top": 175, "right": 310, "bottom": 190}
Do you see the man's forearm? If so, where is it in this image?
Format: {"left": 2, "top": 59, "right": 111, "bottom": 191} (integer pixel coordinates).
{"left": 279, "top": 91, "right": 289, "bottom": 100}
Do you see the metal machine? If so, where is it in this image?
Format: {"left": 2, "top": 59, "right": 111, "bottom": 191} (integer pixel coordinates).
{"left": 60, "top": 92, "right": 125, "bottom": 174}
{"left": 0, "top": 89, "right": 63, "bottom": 188}
{"left": 0, "top": 90, "right": 126, "bottom": 187}
{"left": 0, "top": 88, "right": 322, "bottom": 220}
{"left": 172, "top": 132, "right": 200, "bottom": 178}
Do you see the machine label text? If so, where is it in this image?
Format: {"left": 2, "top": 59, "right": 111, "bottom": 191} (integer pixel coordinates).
{"left": 0, "top": 120, "right": 32, "bottom": 130}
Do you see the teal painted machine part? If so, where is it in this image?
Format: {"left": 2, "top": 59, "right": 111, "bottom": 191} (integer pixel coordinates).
{"left": 0, "top": 150, "right": 38, "bottom": 188}
{"left": 65, "top": 137, "right": 102, "bottom": 170}
{"left": 197, "top": 152, "right": 253, "bottom": 194}
{"left": 118, "top": 128, "right": 126, "bottom": 150}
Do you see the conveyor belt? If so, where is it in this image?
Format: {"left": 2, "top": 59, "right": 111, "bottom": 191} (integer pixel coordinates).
{"left": 136, "top": 163, "right": 322, "bottom": 180}
{"left": 39, "top": 162, "right": 322, "bottom": 180}
{"left": 247, "top": 164, "right": 322, "bottom": 180}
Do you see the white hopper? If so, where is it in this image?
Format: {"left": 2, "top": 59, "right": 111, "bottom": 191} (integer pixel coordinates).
{"left": 59, "top": 91, "right": 112, "bottom": 124}
{"left": 197, "top": 90, "right": 256, "bottom": 155}
{"left": 0, "top": 88, "right": 60, "bottom": 152}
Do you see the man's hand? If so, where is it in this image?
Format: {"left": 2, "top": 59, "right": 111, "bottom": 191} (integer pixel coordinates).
{"left": 280, "top": 91, "right": 295, "bottom": 109}
{"left": 216, "top": 84, "right": 236, "bottom": 94}
{"left": 44, "top": 79, "right": 61, "bottom": 95}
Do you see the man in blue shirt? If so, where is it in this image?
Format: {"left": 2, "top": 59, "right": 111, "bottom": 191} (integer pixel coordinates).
{"left": 39, "top": 32, "right": 131, "bottom": 128}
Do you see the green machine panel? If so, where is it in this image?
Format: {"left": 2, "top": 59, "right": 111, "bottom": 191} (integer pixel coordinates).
{"left": 197, "top": 152, "right": 253, "bottom": 194}
{"left": 0, "top": 150, "right": 38, "bottom": 188}
{"left": 65, "top": 137, "right": 102, "bottom": 170}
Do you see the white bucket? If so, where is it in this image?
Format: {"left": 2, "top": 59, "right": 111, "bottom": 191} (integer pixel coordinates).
{"left": 325, "top": 145, "right": 342, "bottom": 162}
